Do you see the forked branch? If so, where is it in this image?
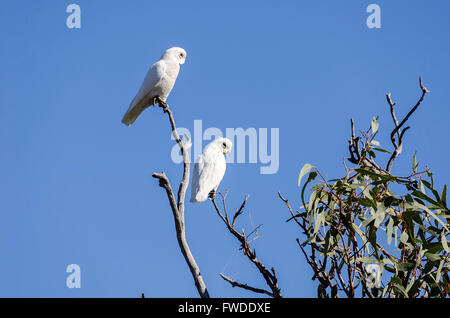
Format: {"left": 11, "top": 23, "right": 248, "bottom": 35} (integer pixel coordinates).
{"left": 211, "top": 194, "right": 282, "bottom": 298}
{"left": 385, "top": 77, "right": 429, "bottom": 172}
{"left": 347, "top": 77, "right": 429, "bottom": 174}
{"left": 152, "top": 100, "right": 209, "bottom": 298}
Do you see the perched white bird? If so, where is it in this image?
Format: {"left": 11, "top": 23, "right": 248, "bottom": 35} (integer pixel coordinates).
{"left": 121, "top": 47, "right": 187, "bottom": 126}
{"left": 190, "top": 138, "right": 233, "bottom": 203}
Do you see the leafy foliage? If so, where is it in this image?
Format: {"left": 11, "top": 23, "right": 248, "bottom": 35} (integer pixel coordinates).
{"left": 290, "top": 118, "right": 449, "bottom": 298}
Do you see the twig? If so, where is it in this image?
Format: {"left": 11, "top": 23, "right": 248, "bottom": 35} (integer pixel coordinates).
{"left": 386, "top": 77, "right": 429, "bottom": 172}
{"left": 152, "top": 100, "right": 209, "bottom": 298}
{"left": 211, "top": 196, "right": 282, "bottom": 298}
{"left": 347, "top": 118, "right": 382, "bottom": 172}
{"left": 219, "top": 273, "right": 273, "bottom": 297}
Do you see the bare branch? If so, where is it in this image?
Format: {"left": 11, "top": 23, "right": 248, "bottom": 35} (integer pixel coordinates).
{"left": 386, "top": 93, "right": 400, "bottom": 148}
{"left": 219, "top": 273, "right": 273, "bottom": 297}
{"left": 232, "top": 196, "right": 248, "bottom": 228}
{"left": 152, "top": 101, "right": 209, "bottom": 298}
{"left": 386, "top": 77, "right": 429, "bottom": 172}
{"left": 347, "top": 118, "right": 360, "bottom": 165}
{"left": 152, "top": 172, "right": 179, "bottom": 218}
{"left": 347, "top": 118, "right": 382, "bottom": 172}
{"left": 156, "top": 99, "right": 192, "bottom": 218}
{"left": 211, "top": 196, "right": 282, "bottom": 298}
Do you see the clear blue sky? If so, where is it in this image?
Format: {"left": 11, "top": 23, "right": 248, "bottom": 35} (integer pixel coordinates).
{"left": 0, "top": 0, "right": 449, "bottom": 297}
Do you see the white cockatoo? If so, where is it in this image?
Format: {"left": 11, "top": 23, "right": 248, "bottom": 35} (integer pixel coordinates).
{"left": 121, "top": 47, "right": 187, "bottom": 126}
{"left": 190, "top": 138, "right": 233, "bottom": 203}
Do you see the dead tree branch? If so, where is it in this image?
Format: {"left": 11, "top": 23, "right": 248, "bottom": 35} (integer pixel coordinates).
{"left": 347, "top": 77, "right": 429, "bottom": 174}
{"left": 151, "top": 99, "right": 209, "bottom": 298}
{"left": 211, "top": 194, "right": 282, "bottom": 298}
{"left": 219, "top": 273, "right": 273, "bottom": 297}
{"left": 385, "top": 77, "right": 429, "bottom": 172}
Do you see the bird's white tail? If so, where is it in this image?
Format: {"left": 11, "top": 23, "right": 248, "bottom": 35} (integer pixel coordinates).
{"left": 121, "top": 97, "right": 152, "bottom": 126}
{"left": 190, "top": 189, "right": 208, "bottom": 203}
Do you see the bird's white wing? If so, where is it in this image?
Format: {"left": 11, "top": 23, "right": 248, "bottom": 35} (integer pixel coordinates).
{"left": 121, "top": 60, "right": 166, "bottom": 126}
{"left": 190, "top": 149, "right": 226, "bottom": 203}
{"left": 190, "top": 155, "right": 204, "bottom": 202}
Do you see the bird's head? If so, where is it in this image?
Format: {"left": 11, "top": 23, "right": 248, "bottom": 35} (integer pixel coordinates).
{"left": 215, "top": 138, "right": 233, "bottom": 155}
{"left": 162, "top": 47, "right": 187, "bottom": 65}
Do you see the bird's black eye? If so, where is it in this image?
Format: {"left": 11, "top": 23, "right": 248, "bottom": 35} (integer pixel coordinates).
{"left": 179, "top": 53, "right": 184, "bottom": 58}
{"left": 222, "top": 142, "right": 227, "bottom": 148}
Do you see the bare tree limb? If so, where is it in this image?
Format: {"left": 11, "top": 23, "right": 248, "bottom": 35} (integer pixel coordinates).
{"left": 219, "top": 273, "right": 273, "bottom": 297}
{"left": 151, "top": 100, "right": 209, "bottom": 298}
{"left": 386, "top": 77, "right": 429, "bottom": 173}
{"left": 211, "top": 195, "right": 282, "bottom": 298}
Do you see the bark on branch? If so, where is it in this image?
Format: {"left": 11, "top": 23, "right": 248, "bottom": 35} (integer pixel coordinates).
{"left": 151, "top": 100, "right": 209, "bottom": 298}
{"left": 347, "top": 77, "right": 429, "bottom": 174}
{"left": 385, "top": 77, "right": 429, "bottom": 173}
{"left": 219, "top": 273, "right": 273, "bottom": 297}
{"left": 211, "top": 193, "right": 282, "bottom": 298}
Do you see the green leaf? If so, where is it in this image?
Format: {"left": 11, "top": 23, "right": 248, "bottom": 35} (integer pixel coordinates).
{"left": 357, "top": 257, "right": 374, "bottom": 263}
{"left": 391, "top": 277, "right": 409, "bottom": 298}
{"left": 371, "top": 116, "right": 379, "bottom": 134}
{"left": 417, "top": 224, "right": 439, "bottom": 239}
{"left": 436, "top": 259, "right": 445, "bottom": 282}
{"left": 300, "top": 171, "right": 317, "bottom": 214}
{"left": 394, "top": 226, "right": 398, "bottom": 247}
{"left": 311, "top": 184, "right": 325, "bottom": 192}
{"left": 383, "top": 196, "right": 395, "bottom": 207}
{"left": 421, "top": 180, "right": 442, "bottom": 205}
{"left": 411, "top": 201, "right": 449, "bottom": 232}
{"left": 298, "top": 163, "right": 315, "bottom": 187}
{"left": 307, "top": 191, "right": 319, "bottom": 215}
{"left": 441, "top": 233, "right": 449, "bottom": 253}
{"left": 400, "top": 231, "right": 408, "bottom": 244}
{"left": 373, "top": 147, "right": 392, "bottom": 154}
{"left": 362, "top": 214, "right": 376, "bottom": 227}
{"left": 426, "top": 242, "right": 444, "bottom": 254}
{"left": 352, "top": 223, "right": 368, "bottom": 245}
{"left": 397, "top": 262, "right": 414, "bottom": 272}
{"left": 301, "top": 235, "right": 317, "bottom": 246}
{"left": 355, "top": 168, "right": 381, "bottom": 180}
{"left": 424, "top": 252, "right": 441, "bottom": 262}
{"left": 387, "top": 217, "right": 394, "bottom": 245}
{"left": 374, "top": 203, "right": 386, "bottom": 228}
{"left": 323, "top": 231, "right": 331, "bottom": 254}
{"left": 415, "top": 247, "right": 425, "bottom": 269}
{"left": 406, "top": 279, "right": 422, "bottom": 296}
{"left": 412, "top": 190, "right": 440, "bottom": 207}
{"left": 405, "top": 277, "right": 416, "bottom": 293}
{"left": 313, "top": 212, "right": 323, "bottom": 235}
{"left": 441, "top": 184, "right": 447, "bottom": 206}
{"left": 393, "top": 285, "right": 409, "bottom": 298}
{"left": 358, "top": 197, "right": 377, "bottom": 209}
{"left": 412, "top": 151, "right": 418, "bottom": 173}
{"left": 419, "top": 179, "right": 426, "bottom": 195}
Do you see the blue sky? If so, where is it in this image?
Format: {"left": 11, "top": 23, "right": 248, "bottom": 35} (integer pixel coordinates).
{"left": 0, "top": 0, "right": 449, "bottom": 297}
